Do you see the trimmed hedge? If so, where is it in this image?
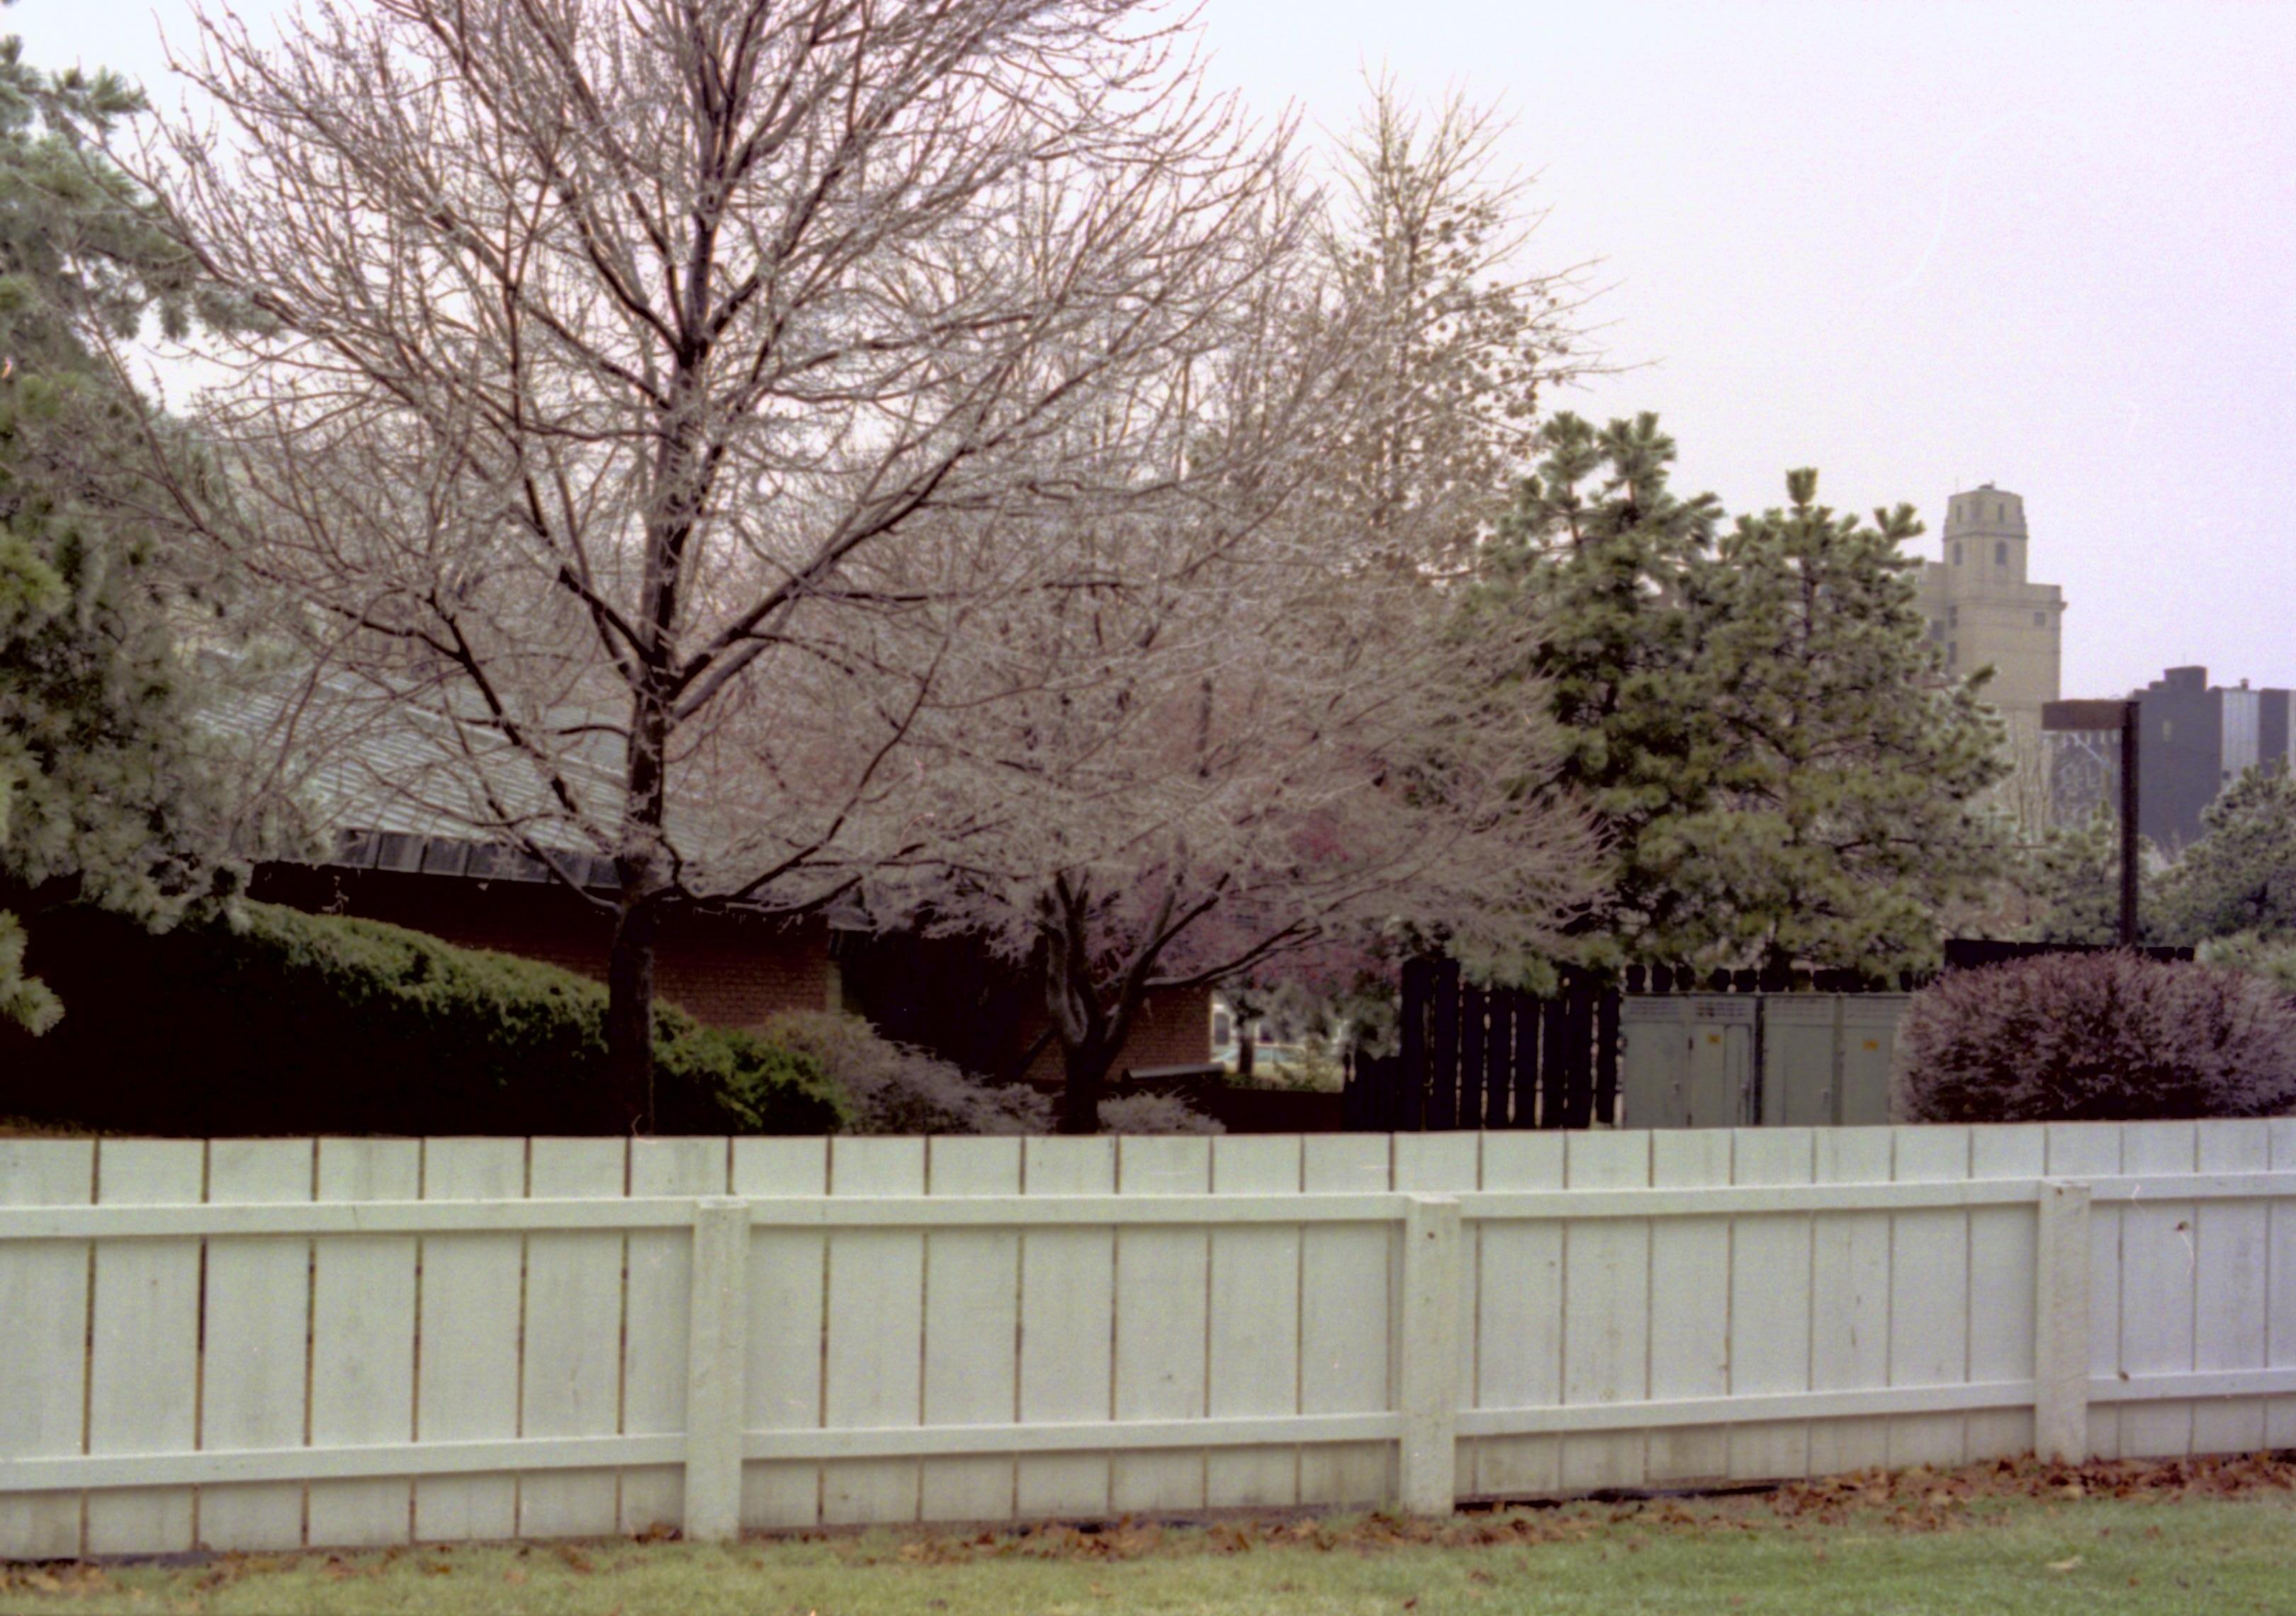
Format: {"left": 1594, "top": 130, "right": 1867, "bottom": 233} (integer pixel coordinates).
{"left": 1893, "top": 950, "right": 2296, "bottom": 1124}
{"left": 0, "top": 900, "right": 847, "bottom": 1135}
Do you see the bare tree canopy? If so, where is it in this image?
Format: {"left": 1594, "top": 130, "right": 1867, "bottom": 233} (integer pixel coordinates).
{"left": 125, "top": 0, "right": 1329, "bottom": 1118}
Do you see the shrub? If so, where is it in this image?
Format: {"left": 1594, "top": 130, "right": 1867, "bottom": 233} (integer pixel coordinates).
{"left": 767, "top": 1009, "right": 1047, "bottom": 1134}
{"left": 767, "top": 1009, "right": 1225, "bottom": 1135}
{"left": 1893, "top": 951, "right": 2296, "bottom": 1123}
{"left": 0, "top": 900, "right": 846, "bottom": 1135}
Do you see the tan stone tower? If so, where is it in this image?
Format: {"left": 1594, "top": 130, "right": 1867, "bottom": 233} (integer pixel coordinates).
{"left": 1917, "top": 485, "right": 2064, "bottom": 828}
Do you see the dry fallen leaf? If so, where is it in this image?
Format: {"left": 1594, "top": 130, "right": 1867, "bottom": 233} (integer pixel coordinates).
{"left": 2047, "top": 1556, "right": 2083, "bottom": 1573}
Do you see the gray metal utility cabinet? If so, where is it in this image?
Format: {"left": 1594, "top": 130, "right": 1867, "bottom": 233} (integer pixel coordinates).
{"left": 1620, "top": 993, "right": 1911, "bottom": 1129}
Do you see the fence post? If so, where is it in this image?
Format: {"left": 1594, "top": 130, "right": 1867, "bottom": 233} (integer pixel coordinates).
{"left": 2033, "top": 1180, "right": 2092, "bottom": 1465}
{"left": 684, "top": 1198, "right": 752, "bottom": 1542}
{"left": 1398, "top": 1195, "right": 1463, "bottom": 1514}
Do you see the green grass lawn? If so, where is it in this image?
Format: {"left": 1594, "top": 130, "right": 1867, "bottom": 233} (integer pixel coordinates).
{"left": 9, "top": 1463, "right": 2295, "bottom": 1615}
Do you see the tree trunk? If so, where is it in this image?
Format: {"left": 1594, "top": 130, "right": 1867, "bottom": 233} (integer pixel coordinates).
{"left": 1058, "top": 1036, "right": 1116, "bottom": 1135}
{"left": 605, "top": 894, "right": 662, "bottom": 1131}
{"left": 1237, "top": 1022, "right": 1256, "bottom": 1082}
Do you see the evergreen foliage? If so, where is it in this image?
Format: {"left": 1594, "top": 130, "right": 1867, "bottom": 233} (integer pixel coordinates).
{"left": 0, "top": 900, "right": 847, "bottom": 1135}
{"left": 1894, "top": 952, "right": 2296, "bottom": 1123}
{"left": 1490, "top": 414, "right": 2008, "bottom": 977}
{"left": 2015, "top": 807, "right": 2153, "bottom": 945}
{"left": 2153, "top": 761, "right": 2296, "bottom": 944}
{"left": 0, "top": 37, "right": 247, "bottom": 1030}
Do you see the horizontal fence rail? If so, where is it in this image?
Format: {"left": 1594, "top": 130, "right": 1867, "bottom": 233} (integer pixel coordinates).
{"left": 6, "top": 1123, "right": 2296, "bottom": 1558}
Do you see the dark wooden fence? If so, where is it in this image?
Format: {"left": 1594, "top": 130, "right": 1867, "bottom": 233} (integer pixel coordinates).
{"left": 1342, "top": 959, "right": 1618, "bottom": 1131}
{"left": 1341, "top": 941, "right": 2200, "bottom": 1132}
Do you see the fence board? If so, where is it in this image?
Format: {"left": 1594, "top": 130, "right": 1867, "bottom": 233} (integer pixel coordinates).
{"left": 2269, "top": 1119, "right": 2296, "bottom": 1450}
{"left": 1207, "top": 1137, "right": 1303, "bottom": 1508}
{"left": 1560, "top": 1133, "right": 1649, "bottom": 1490}
{"left": 1728, "top": 1130, "right": 1813, "bottom": 1480}
{"left": 2045, "top": 1123, "right": 2125, "bottom": 1459}
{"left": 519, "top": 1138, "right": 626, "bottom": 1538}
{"left": 823, "top": 1139, "right": 928, "bottom": 1525}
{"left": 1808, "top": 1130, "right": 1894, "bottom": 1474}
{"left": 199, "top": 1140, "right": 314, "bottom": 1551}
{"left": 308, "top": 1139, "right": 420, "bottom": 1547}
{"left": 921, "top": 1138, "right": 1023, "bottom": 1522}
{"left": 2192, "top": 1121, "right": 2270, "bottom": 1456}
{"left": 0, "top": 1140, "right": 93, "bottom": 1559}
{"left": 415, "top": 1138, "right": 526, "bottom": 1542}
{"left": 624, "top": 1138, "right": 726, "bottom": 1534}
{"left": 1396, "top": 1130, "right": 1480, "bottom": 1488}
{"left": 1016, "top": 1138, "right": 1117, "bottom": 1518}
{"left": 1471, "top": 1133, "right": 1565, "bottom": 1498}
{"left": 1966, "top": 1126, "right": 2044, "bottom": 1461}
{"left": 2118, "top": 1122, "right": 2198, "bottom": 1459}
{"left": 1646, "top": 1132, "right": 1731, "bottom": 1483}
{"left": 1111, "top": 1137, "right": 1212, "bottom": 1513}
{"left": 85, "top": 1140, "right": 203, "bottom": 1556}
{"left": 1299, "top": 1135, "right": 1394, "bottom": 1505}
{"left": 1887, "top": 1128, "right": 1971, "bottom": 1470}
{"left": 733, "top": 1138, "right": 829, "bottom": 1530}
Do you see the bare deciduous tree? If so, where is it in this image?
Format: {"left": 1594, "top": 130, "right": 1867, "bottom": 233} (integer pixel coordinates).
{"left": 125, "top": 0, "right": 1322, "bottom": 1120}
{"left": 862, "top": 294, "right": 1600, "bottom": 1130}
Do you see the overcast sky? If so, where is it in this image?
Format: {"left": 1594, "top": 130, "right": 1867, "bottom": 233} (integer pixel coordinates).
{"left": 19, "top": 0, "right": 2294, "bottom": 697}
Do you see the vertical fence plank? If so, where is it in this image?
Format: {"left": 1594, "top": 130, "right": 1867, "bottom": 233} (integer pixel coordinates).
{"left": 1457, "top": 988, "right": 1487, "bottom": 1137}
{"left": 308, "top": 1138, "right": 419, "bottom": 1548}
{"left": 1593, "top": 991, "right": 1621, "bottom": 1127}
{"left": 2045, "top": 1123, "right": 2124, "bottom": 1459}
{"left": 2118, "top": 1121, "right": 2199, "bottom": 1459}
{"left": 2268, "top": 1119, "right": 2296, "bottom": 1450}
{"left": 1808, "top": 1129, "right": 1894, "bottom": 1474}
{"left": 1482, "top": 994, "right": 1515, "bottom": 1129}
{"left": 198, "top": 1139, "right": 314, "bottom": 1551}
{"left": 1429, "top": 963, "right": 1461, "bottom": 1130}
{"left": 682, "top": 1200, "right": 750, "bottom": 1543}
{"left": 1016, "top": 1136, "right": 1117, "bottom": 1518}
{"left": 0, "top": 1140, "right": 94, "bottom": 1559}
{"left": 1506, "top": 989, "right": 1541, "bottom": 1128}
{"left": 1965, "top": 1125, "right": 2043, "bottom": 1461}
{"left": 734, "top": 1138, "right": 829, "bottom": 1530}
{"left": 823, "top": 1138, "right": 928, "bottom": 1525}
{"left": 1728, "top": 1130, "right": 1813, "bottom": 1481}
{"left": 621, "top": 1138, "right": 726, "bottom": 1535}
{"left": 1560, "top": 1132, "right": 1650, "bottom": 1491}
{"left": 415, "top": 1138, "right": 525, "bottom": 1543}
{"left": 1207, "top": 1135, "right": 1303, "bottom": 1508}
{"left": 1399, "top": 1196, "right": 1463, "bottom": 1514}
{"left": 2193, "top": 1121, "right": 2270, "bottom": 1457}
{"left": 921, "top": 1138, "right": 1023, "bottom": 1523}
{"left": 1646, "top": 1132, "right": 1731, "bottom": 1483}
{"left": 1537, "top": 997, "right": 1569, "bottom": 1129}
{"left": 1111, "top": 1135, "right": 1213, "bottom": 1513}
{"left": 1888, "top": 1127, "right": 1971, "bottom": 1470}
{"left": 1298, "top": 1135, "right": 1394, "bottom": 1505}
{"left": 86, "top": 1140, "right": 203, "bottom": 1556}
{"left": 1470, "top": 1133, "right": 1564, "bottom": 1499}
{"left": 519, "top": 1137, "right": 626, "bottom": 1539}
{"left": 2033, "top": 1182, "right": 2093, "bottom": 1465}
{"left": 1396, "top": 1130, "right": 1481, "bottom": 1480}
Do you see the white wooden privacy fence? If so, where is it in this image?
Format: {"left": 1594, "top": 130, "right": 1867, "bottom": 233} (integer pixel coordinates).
{"left": 6, "top": 1123, "right": 2296, "bottom": 1559}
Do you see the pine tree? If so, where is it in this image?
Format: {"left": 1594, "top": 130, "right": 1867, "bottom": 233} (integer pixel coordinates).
{"left": 2018, "top": 807, "right": 2147, "bottom": 945}
{"left": 1491, "top": 420, "right": 2009, "bottom": 977}
{"left": 2153, "top": 761, "right": 2296, "bottom": 943}
{"left": 0, "top": 38, "right": 241, "bottom": 1030}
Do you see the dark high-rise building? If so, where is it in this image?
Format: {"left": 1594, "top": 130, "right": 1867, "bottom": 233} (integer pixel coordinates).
{"left": 2054, "top": 667, "right": 2294, "bottom": 850}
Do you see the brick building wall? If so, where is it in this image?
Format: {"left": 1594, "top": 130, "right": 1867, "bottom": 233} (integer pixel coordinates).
{"left": 1015, "top": 985, "right": 1216, "bottom": 1085}
{"left": 249, "top": 866, "right": 834, "bottom": 1030}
